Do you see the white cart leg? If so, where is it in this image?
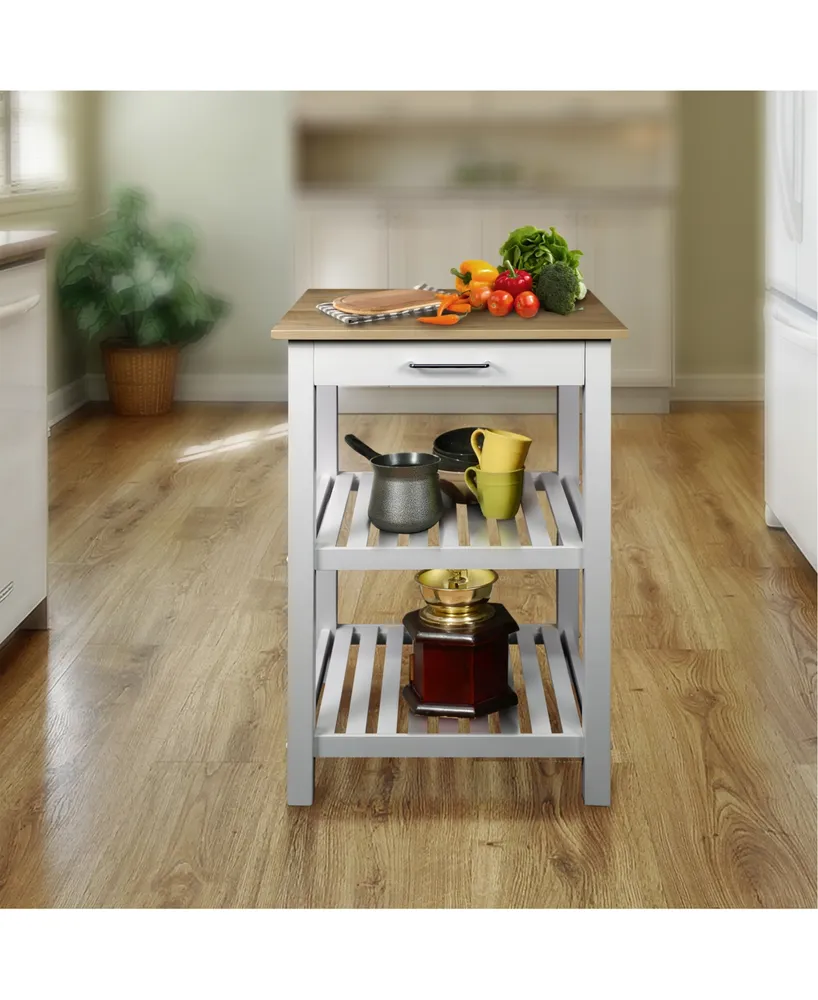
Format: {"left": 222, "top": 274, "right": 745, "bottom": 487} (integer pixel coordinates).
{"left": 288, "top": 343, "right": 317, "bottom": 806}
{"left": 557, "top": 386, "right": 581, "bottom": 652}
{"left": 316, "top": 387, "right": 338, "bottom": 649}
{"left": 581, "top": 343, "right": 612, "bottom": 806}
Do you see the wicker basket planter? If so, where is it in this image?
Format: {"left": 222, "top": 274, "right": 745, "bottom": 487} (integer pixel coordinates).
{"left": 101, "top": 341, "right": 180, "bottom": 416}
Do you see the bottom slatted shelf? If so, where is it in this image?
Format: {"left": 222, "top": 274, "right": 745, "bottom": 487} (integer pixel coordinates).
{"left": 314, "top": 624, "right": 584, "bottom": 759}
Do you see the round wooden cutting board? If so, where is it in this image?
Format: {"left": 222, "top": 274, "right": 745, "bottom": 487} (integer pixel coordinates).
{"left": 332, "top": 289, "right": 441, "bottom": 315}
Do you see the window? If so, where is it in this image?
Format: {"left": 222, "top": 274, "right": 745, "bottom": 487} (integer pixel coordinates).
{"left": 0, "top": 91, "right": 71, "bottom": 197}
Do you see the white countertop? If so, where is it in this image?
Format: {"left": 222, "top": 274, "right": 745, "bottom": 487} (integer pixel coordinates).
{"left": 0, "top": 230, "right": 57, "bottom": 265}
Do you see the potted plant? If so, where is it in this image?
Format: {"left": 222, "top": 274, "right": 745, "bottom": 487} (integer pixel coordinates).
{"left": 56, "top": 187, "right": 229, "bottom": 416}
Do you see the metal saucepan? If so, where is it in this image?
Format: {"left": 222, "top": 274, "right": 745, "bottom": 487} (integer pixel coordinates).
{"left": 349, "top": 426, "right": 478, "bottom": 472}
{"left": 344, "top": 435, "right": 446, "bottom": 533}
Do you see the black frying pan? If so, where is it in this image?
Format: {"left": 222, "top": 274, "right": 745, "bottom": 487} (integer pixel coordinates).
{"left": 432, "top": 426, "right": 479, "bottom": 471}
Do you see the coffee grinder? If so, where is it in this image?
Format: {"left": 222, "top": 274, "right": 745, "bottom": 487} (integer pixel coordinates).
{"left": 402, "top": 569, "right": 519, "bottom": 718}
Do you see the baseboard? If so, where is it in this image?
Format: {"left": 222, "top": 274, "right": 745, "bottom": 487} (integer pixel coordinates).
{"left": 339, "top": 387, "right": 670, "bottom": 414}
{"left": 47, "top": 377, "right": 88, "bottom": 428}
{"left": 81, "top": 373, "right": 687, "bottom": 412}
{"left": 671, "top": 374, "right": 763, "bottom": 402}
{"left": 85, "top": 372, "right": 288, "bottom": 403}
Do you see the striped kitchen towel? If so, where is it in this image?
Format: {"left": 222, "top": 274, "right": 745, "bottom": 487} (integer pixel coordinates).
{"left": 316, "top": 284, "right": 450, "bottom": 325}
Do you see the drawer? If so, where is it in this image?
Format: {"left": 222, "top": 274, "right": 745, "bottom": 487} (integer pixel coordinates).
{"left": 313, "top": 341, "right": 585, "bottom": 388}
{"left": 0, "top": 260, "right": 48, "bottom": 391}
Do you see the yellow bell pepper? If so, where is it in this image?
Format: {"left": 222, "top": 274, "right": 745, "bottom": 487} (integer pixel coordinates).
{"left": 450, "top": 259, "right": 499, "bottom": 293}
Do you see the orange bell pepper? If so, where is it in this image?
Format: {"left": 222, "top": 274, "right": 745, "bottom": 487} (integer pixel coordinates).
{"left": 450, "top": 259, "right": 499, "bottom": 293}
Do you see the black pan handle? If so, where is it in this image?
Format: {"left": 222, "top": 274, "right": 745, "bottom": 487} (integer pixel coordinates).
{"left": 344, "top": 434, "right": 380, "bottom": 462}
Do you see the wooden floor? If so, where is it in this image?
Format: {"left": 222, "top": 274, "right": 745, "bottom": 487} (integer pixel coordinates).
{"left": 0, "top": 403, "right": 815, "bottom": 908}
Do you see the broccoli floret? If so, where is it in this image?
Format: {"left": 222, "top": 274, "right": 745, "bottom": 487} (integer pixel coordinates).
{"left": 536, "top": 262, "right": 580, "bottom": 315}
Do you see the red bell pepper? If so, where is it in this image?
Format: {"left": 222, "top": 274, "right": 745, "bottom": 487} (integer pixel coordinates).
{"left": 494, "top": 260, "right": 533, "bottom": 298}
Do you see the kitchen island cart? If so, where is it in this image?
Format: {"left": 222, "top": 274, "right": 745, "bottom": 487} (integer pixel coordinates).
{"left": 272, "top": 290, "right": 627, "bottom": 807}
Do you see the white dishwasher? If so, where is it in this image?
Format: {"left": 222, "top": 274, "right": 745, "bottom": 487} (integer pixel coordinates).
{"left": 0, "top": 253, "right": 49, "bottom": 643}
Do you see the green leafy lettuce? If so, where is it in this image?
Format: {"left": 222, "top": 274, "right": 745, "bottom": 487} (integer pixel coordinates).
{"left": 498, "top": 226, "right": 586, "bottom": 298}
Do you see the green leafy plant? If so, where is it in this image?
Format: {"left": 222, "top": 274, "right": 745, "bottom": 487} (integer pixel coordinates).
{"left": 498, "top": 225, "right": 586, "bottom": 299}
{"left": 56, "top": 187, "right": 229, "bottom": 348}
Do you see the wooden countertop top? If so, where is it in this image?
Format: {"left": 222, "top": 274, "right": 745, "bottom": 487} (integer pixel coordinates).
{"left": 0, "top": 230, "right": 57, "bottom": 265}
{"left": 272, "top": 289, "right": 628, "bottom": 341}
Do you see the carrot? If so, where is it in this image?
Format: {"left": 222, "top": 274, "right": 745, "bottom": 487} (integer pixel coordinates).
{"left": 446, "top": 301, "right": 471, "bottom": 314}
{"left": 417, "top": 314, "right": 461, "bottom": 325}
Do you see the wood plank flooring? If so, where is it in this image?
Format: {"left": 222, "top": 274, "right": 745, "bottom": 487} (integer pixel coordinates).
{"left": 0, "top": 403, "right": 815, "bottom": 907}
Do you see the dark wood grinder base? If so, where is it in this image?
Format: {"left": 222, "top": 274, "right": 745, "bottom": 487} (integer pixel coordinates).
{"left": 402, "top": 604, "right": 519, "bottom": 719}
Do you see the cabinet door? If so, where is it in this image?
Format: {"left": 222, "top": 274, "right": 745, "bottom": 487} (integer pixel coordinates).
{"left": 796, "top": 90, "right": 817, "bottom": 311}
{"left": 388, "top": 204, "right": 482, "bottom": 289}
{"left": 577, "top": 207, "right": 673, "bottom": 386}
{"left": 295, "top": 91, "right": 399, "bottom": 125}
{"left": 300, "top": 200, "right": 389, "bottom": 290}
{"left": 482, "top": 92, "right": 572, "bottom": 119}
{"left": 482, "top": 92, "right": 672, "bottom": 121}
{"left": 394, "top": 92, "right": 477, "bottom": 119}
{"left": 580, "top": 92, "right": 673, "bottom": 117}
{"left": 481, "top": 203, "right": 578, "bottom": 269}
{"left": 0, "top": 261, "right": 48, "bottom": 641}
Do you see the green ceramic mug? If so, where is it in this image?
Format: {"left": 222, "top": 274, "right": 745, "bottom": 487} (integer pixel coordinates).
{"left": 464, "top": 466, "right": 524, "bottom": 520}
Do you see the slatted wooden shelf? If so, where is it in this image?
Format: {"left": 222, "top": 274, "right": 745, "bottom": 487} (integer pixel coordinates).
{"left": 313, "top": 624, "right": 583, "bottom": 758}
{"left": 315, "top": 471, "right": 584, "bottom": 571}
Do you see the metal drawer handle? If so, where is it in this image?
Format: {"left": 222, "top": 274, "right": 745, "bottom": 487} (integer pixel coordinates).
{"left": 409, "top": 362, "right": 491, "bottom": 369}
{"left": 0, "top": 294, "right": 41, "bottom": 325}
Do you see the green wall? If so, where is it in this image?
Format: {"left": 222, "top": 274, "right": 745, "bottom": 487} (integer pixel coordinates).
{"left": 676, "top": 91, "right": 764, "bottom": 377}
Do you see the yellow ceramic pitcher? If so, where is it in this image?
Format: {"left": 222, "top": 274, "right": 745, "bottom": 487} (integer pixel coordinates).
{"left": 470, "top": 428, "right": 532, "bottom": 473}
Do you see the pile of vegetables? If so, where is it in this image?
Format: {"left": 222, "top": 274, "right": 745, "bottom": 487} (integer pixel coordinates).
{"left": 418, "top": 226, "right": 587, "bottom": 326}
{"left": 498, "top": 225, "right": 587, "bottom": 303}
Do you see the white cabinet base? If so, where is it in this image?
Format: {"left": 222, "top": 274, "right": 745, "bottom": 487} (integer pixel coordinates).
{"left": 764, "top": 295, "right": 817, "bottom": 570}
{"left": 0, "top": 256, "right": 49, "bottom": 645}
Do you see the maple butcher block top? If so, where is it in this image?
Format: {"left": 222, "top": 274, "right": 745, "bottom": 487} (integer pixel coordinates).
{"left": 271, "top": 289, "right": 628, "bottom": 341}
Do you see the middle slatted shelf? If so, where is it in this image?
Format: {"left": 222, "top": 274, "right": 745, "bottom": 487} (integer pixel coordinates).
{"left": 315, "top": 471, "right": 583, "bottom": 571}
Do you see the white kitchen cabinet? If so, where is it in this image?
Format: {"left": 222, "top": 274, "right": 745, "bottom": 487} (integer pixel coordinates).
{"left": 482, "top": 203, "right": 578, "bottom": 268}
{"left": 295, "top": 92, "right": 400, "bottom": 125}
{"left": 387, "top": 204, "right": 482, "bottom": 289}
{"left": 576, "top": 206, "right": 673, "bottom": 386}
{"left": 296, "top": 92, "right": 477, "bottom": 125}
{"left": 297, "top": 91, "right": 673, "bottom": 125}
{"left": 765, "top": 298, "right": 817, "bottom": 569}
{"left": 295, "top": 199, "right": 389, "bottom": 293}
{"left": 481, "top": 91, "right": 673, "bottom": 121}
{"left": 0, "top": 252, "right": 49, "bottom": 645}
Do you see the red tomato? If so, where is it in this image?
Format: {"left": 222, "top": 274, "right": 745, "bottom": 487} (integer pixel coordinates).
{"left": 487, "top": 289, "right": 514, "bottom": 317}
{"left": 514, "top": 291, "right": 540, "bottom": 319}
